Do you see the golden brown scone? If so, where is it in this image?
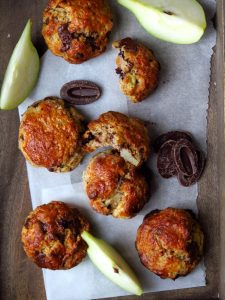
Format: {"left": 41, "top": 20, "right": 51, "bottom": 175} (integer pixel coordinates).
{"left": 82, "top": 111, "right": 150, "bottom": 167}
{"left": 21, "top": 201, "right": 90, "bottom": 270}
{"left": 136, "top": 208, "right": 204, "bottom": 279}
{"left": 113, "top": 37, "right": 160, "bottom": 103}
{"left": 42, "top": 0, "right": 113, "bottom": 64}
{"left": 83, "top": 150, "right": 150, "bottom": 218}
{"left": 19, "top": 97, "right": 85, "bottom": 172}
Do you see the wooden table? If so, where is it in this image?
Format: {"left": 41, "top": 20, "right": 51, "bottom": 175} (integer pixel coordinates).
{"left": 0, "top": 1, "right": 224, "bottom": 299}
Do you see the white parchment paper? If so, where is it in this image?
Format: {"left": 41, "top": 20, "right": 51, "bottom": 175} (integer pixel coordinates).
{"left": 19, "top": 0, "right": 216, "bottom": 299}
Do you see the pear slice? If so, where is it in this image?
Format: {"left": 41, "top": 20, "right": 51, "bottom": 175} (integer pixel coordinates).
{"left": 117, "top": 0, "right": 206, "bottom": 44}
{"left": 81, "top": 231, "right": 143, "bottom": 296}
{"left": 0, "top": 20, "right": 40, "bottom": 110}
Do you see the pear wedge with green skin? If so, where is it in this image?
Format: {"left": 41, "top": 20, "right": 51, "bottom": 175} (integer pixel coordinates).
{"left": 81, "top": 231, "right": 143, "bottom": 296}
{"left": 0, "top": 20, "right": 40, "bottom": 110}
{"left": 117, "top": 0, "right": 206, "bottom": 44}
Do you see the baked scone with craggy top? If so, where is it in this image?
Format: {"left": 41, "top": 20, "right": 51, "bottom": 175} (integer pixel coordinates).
{"left": 83, "top": 150, "right": 150, "bottom": 218}
{"left": 82, "top": 111, "right": 150, "bottom": 167}
{"left": 113, "top": 37, "right": 160, "bottom": 103}
{"left": 21, "top": 201, "right": 90, "bottom": 270}
{"left": 19, "top": 97, "right": 85, "bottom": 172}
{"left": 42, "top": 0, "right": 113, "bottom": 64}
{"left": 136, "top": 208, "right": 204, "bottom": 279}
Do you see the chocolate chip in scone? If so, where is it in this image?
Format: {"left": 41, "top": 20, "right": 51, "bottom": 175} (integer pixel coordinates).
{"left": 106, "top": 30, "right": 112, "bottom": 40}
{"left": 118, "top": 37, "right": 138, "bottom": 52}
{"left": 75, "top": 52, "right": 84, "bottom": 59}
{"left": 157, "top": 140, "right": 177, "bottom": 178}
{"left": 85, "top": 35, "right": 99, "bottom": 52}
{"left": 173, "top": 139, "right": 198, "bottom": 176}
{"left": 153, "top": 131, "right": 193, "bottom": 153}
{"left": 58, "top": 24, "right": 72, "bottom": 52}
{"left": 60, "top": 80, "right": 101, "bottom": 105}
{"left": 45, "top": 18, "right": 50, "bottom": 25}
{"left": 115, "top": 67, "right": 124, "bottom": 79}
{"left": 39, "top": 221, "right": 48, "bottom": 233}
{"left": 82, "top": 131, "right": 95, "bottom": 146}
{"left": 71, "top": 31, "right": 80, "bottom": 39}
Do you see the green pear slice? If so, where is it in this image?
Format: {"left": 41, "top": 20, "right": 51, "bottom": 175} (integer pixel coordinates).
{"left": 117, "top": 0, "right": 206, "bottom": 44}
{"left": 81, "top": 231, "right": 143, "bottom": 296}
{"left": 0, "top": 20, "right": 40, "bottom": 110}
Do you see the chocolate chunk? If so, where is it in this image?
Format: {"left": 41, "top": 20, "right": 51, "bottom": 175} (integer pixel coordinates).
{"left": 39, "top": 221, "right": 48, "bottom": 233}
{"left": 115, "top": 67, "right": 124, "bottom": 78}
{"left": 55, "top": 233, "right": 65, "bottom": 245}
{"left": 45, "top": 18, "right": 50, "bottom": 25}
{"left": 35, "top": 252, "right": 46, "bottom": 266}
{"left": 82, "top": 132, "right": 95, "bottom": 146}
{"left": 178, "top": 151, "right": 205, "bottom": 187}
{"left": 85, "top": 35, "right": 99, "bottom": 52}
{"left": 173, "top": 139, "right": 198, "bottom": 176}
{"left": 153, "top": 131, "right": 193, "bottom": 153}
{"left": 106, "top": 30, "right": 112, "bottom": 40}
{"left": 155, "top": 131, "right": 206, "bottom": 187}
{"left": 118, "top": 37, "right": 138, "bottom": 52}
{"left": 71, "top": 218, "right": 82, "bottom": 238}
{"left": 60, "top": 80, "right": 101, "bottom": 105}
{"left": 75, "top": 52, "right": 84, "bottom": 59}
{"left": 72, "top": 32, "right": 80, "bottom": 39}
{"left": 58, "top": 219, "right": 69, "bottom": 229}
{"left": 157, "top": 140, "right": 177, "bottom": 178}
{"left": 118, "top": 50, "right": 125, "bottom": 59}
{"left": 58, "top": 24, "right": 72, "bottom": 52}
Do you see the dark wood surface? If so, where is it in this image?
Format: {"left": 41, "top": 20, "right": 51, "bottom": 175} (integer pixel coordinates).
{"left": 0, "top": 1, "right": 224, "bottom": 300}
{"left": 0, "top": 2, "right": 47, "bottom": 300}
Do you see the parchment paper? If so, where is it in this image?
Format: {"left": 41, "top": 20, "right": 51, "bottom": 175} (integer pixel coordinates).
{"left": 18, "top": 0, "right": 216, "bottom": 299}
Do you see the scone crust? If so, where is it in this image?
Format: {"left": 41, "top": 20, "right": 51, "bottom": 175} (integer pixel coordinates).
{"left": 21, "top": 201, "right": 90, "bottom": 270}
{"left": 19, "top": 97, "right": 84, "bottom": 172}
{"left": 113, "top": 38, "right": 160, "bottom": 103}
{"left": 83, "top": 150, "right": 150, "bottom": 218}
{"left": 136, "top": 208, "right": 204, "bottom": 279}
{"left": 42, "top": 0, "right": 113, "bottom": 64}
{"left": 82, "top": 111, "right": 150, "bottom": 167}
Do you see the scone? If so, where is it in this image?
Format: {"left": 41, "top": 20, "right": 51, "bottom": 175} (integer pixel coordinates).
{"left": 113, "top": 37, "right": 160, "bottom": 103}
{"left": 21, "top": 201, "right": 90, "bottom": 270}
{"left": 42, "top": 0, "right": 113, "bottom": 64}
{"left": 82, "top": 111, "right": 150, "bottom": 167}
{"left": 19, "top": 97, "right": 85, "bottom": 172}
{"left": 83, "top": 150, "right": 150, "bottom": 218}
{"left": 136, "top": 208, "right": 204, "bottom": 279}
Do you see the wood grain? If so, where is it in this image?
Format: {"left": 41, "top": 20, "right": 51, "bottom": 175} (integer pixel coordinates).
{"left": 0, "top": 1, "right": 47, "bottom": 300}
{"left": 0, "top": 1, "right": 224, "bottom": 300}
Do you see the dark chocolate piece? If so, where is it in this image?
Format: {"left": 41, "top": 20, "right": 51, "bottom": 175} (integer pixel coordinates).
{"left": 153, "top": 131, "right": 192, "bottom": 153}
{"left": 173, "top": 139, "right": 198, "bottom": 176}
{"left": 177, "top": 151, "right": 205, "bottom": 187}
{"left": 60, "top": 80, "right": 101, "bottom": 105}
{"left": 157, "top": 140, "right": 177, "bottom": 178}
